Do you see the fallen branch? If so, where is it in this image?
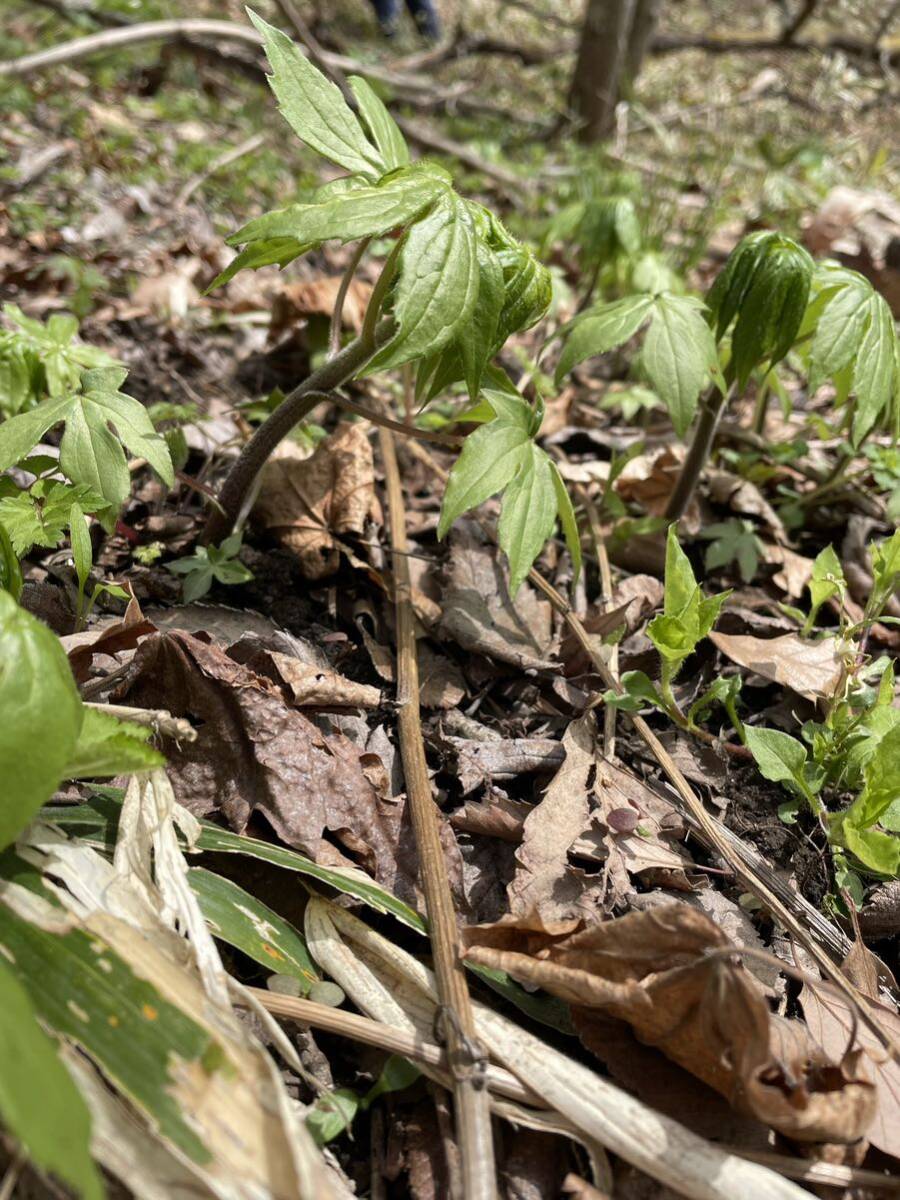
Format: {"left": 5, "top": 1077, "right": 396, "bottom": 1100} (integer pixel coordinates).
{"left": 378, "top": 425, "right": 496, "bottom": 1198}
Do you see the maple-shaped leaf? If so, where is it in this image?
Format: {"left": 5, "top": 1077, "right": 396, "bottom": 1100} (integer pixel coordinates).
{"left": 0, "top": 367, "right": 173, "bottom": 510}
{"left": 0, "top": 481, "right": 107, "bottom": 556}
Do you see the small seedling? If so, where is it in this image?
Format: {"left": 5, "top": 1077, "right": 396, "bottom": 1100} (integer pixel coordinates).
{"left": 166, "top": 534, "right": 254, "bottom": 602}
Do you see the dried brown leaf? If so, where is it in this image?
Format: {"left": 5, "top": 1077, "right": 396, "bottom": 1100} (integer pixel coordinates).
{"left": 228, "top": 641, "right": 381, "bottom": 709}
{"left": 112, "top": 630, "right": 427, "bottom": 896}
{"left": 63, "top": 586, "right": 155, "bottom": 683}
{"left": 709, "top": 630, "right": 847, "bottom": 701}
{"left": 439, "top": 525, "right": 555, "bottom": 671}
{"left": 253, "top": 423, "right": 376, "bottom": 579}
{"left": 462, "top": 904, "right": 876, "bottom": 1144}
{"left": 269, "top": 277, "right": 372, "bottom": 342}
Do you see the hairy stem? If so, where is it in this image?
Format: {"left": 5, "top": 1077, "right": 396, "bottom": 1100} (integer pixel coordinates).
{"left": 664, "top": 385, "right": 730, "bottom": 521}
{"left": 202, "top": 318, "right": 394, "bottom": 544}
{"left": 328, "top": 237, "right": 371, "bottom": 358}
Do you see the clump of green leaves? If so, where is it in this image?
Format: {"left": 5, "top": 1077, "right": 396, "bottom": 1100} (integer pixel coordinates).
{"left": 605, "top": 525, "right": 731, "bottom": 726}
{"left": 0, "top": 304, "right": 115, "bottom": 417}
{"left": 166, "top": 534, "right": 254, "bottom": 602}
{"left": 211, "top": 10, "right": 577, "bottom": 590}
{"left": 745, "top": 529, "right": 900, "bottom": 899}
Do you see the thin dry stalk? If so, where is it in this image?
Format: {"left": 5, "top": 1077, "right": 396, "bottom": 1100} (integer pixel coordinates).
{"left": 579, "top": 488, "right": 617, "bottom": 757}
{"left": 84, "top": 702, "right": 196, "bottom": 742}
{"left": 378, "top": 427, "right": 496, "bottom": 1199}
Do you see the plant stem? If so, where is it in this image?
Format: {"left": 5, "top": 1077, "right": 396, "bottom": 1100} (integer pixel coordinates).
{"left": 328, "top": 237, "right": 371, "bottom": 358}
{"left": 317, "top": 391, "right": 463, "bottom": 446}
{"left": 664, "top": 384, "right": 730, "bottom": 521}
{"left": 378, "top": 425, "right": 496, "bottom": 1200}
{"left": 202, "top": 318, "right": 394, "bottom": 545}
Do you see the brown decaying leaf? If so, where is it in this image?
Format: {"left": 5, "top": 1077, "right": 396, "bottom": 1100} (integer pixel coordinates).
{"left": 63, "top": 586, "right": 155, "bottom": 683}
{"left": 228, "top": 639, "right": 382, "bottom": 709}
{"left": 269, "top": 277, "right": 372, "bottom": 342}
{"left": 253, "top": 423, "right": 377, "bottom": 579}
{"left": 765, "top": 544, "right": 814, "bottom": 600}
{"left": 448, "top": 735, "right": 564, "bottom": 795}
{"left": 439, "top": 524, "right": 555, "bottom": 671}
{"left": 112, "top": 629, "right": 459, "bottom": 902}
{"left": 616, "top": 448, "right": 701, "bottom": 535}
{"left": 799, "top": 981, "right": 900, "bottom": 1159}
{"left": 462, "top": 904, "right": 876, "bottom": 1144}
{"left": 508, "top": 714, "right": 597, "bottom": 920}
{"left": 709, "top": 630, "right": 847, "bottom": 701}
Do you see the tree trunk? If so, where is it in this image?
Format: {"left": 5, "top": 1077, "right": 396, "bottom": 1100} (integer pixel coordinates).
{"left": 569, "top": 0, "right": 661, "bottom": 142}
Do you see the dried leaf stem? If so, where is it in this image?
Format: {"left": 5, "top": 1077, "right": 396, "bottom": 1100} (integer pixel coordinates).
{"left": 84, "top": 701, "right": 196, "bottom": 742}
{"left": 378, "top": 427, "right": 496, "bottom": 1199}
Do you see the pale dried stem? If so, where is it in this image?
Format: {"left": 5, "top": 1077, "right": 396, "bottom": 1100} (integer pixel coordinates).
{"left": 378, "top": 427, "right": 497, "bottom": 1199}
{"left": 84, "top": 702, "right": 197, "bottom": 742}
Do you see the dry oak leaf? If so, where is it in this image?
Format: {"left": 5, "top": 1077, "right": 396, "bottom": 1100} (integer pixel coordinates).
{"left": 616, "top": 447, "right": 701, "bottom": 535}
{"left": 462, "top": 903, "right": 876, "bottom": 1144}
{"left": 269, "top": 276, "right": 372, "bottom": 343}
{"left": 253, "top": 422, "right": 376, "bottom": 579}
{"left": 439, "top": 524, "right": 555, "bottom": 671}
{"left": 709, "top": 630, "right": 847, "bottom": 702}
{"left": 112, "top": 630, "right": 414, "bottom": 893}
{"left": 228, "top": 639, "right": 381, "bottom": 710}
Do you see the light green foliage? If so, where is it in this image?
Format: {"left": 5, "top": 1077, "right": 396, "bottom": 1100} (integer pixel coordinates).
{"left": 699, "top": 518, "right": 764, "bottom": 582}
{"left": 706, "top": 231, "right": 814, "bottom": 389}
{"left": 307, "top": 1055, "right": 420, "bottom": 1146}
{"left": 744, "top": 727, "right": 822, "bottom": 811}
{"left": 0, "top": 305, "right": 115, "bottom": 407}
{"left": 437, "top": 390, "right": 581, "bottom": 594}
{"left": 0, "top": 479, "right": 106, "bottom": 556}
{"left": 600, "top": 384, "right": 661, "bottom": 422}
{"left": 0, "top": 590, "right": 83, "bottom": 848}
{"left": 166, "top": 534, "right": 253, "bottom": 602}
{"left": 0, "top": 594, "right": 163, "bottom": 848}
{"left": 830, "top": 724, "right": 900, "bottom": 876}
{"left": 348, "top": 77, "right": 409, "bottom": 171}
{"left": 0, "top": 957, "right": 102, "bottom": 1200}
{"left": 808, "top": 266, "right": 900, "bottom": 444}
{"left": 647, "top": 525, "right": 730, "bottom": 693}
{"left": 66, "top": 708, "right": 162, "bottom": 779}
{"left": 0, "top": 366, "right": 173, "bottom": 510}
{"left": 555, "top": 293, "right": 717, "bottom": 436}
{"left": 802, "top": 543, "right": 846, "bottom": 634}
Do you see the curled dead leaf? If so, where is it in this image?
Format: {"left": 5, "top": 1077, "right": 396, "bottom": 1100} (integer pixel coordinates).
{"left": 462, "top": 904, "right": 876, "bottom": 1144}
{"left": 709, "top": 630, "right": 847, "bottom": 702}
{"left": 269, "top": 277, "right": 373, "bottom": 343}
{"left": 253, "top": 423, "right": 377, "bottom": 579}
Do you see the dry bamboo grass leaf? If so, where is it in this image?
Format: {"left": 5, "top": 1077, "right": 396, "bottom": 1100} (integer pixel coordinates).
{"left": 253, "top": 423, "right": 376, "bottom": 579}
{"left": 709, "top": 630, "right": 847, "bottom": 701}
{"left": 462, "top": 903, "right": 876, "bottom": 1144}
{"left": 306, "top": 897, "right": 813, "bottom": 1200}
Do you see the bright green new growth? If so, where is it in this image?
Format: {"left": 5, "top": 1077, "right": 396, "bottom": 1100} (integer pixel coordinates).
{"left": 214, "top": 11, "right": 572, "bottom": 591}
{"left": 646, "top": 525, "right": 730, "bottom": 708}
{"left": 166, "top": 534, "right": 254, "bottom": 602}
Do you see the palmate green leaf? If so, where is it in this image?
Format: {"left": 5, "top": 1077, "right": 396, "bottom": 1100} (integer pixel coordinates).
{"left": 348, "top": 76, "right": 409, "bottom": 171}
{"left": 460, "top": 240, "right": 505, "bottom": 400}
{"left": 369, "top": 191, "right": 479, "bottom": 372}
{"left": 229, "top": 167, "right": 446, "bottom": 250}
{"left": 188, "top": 867, "right": 319, "bottom": 991}
{"left": 549, "top": 460, "right": 582, "bottom": 582}
{"left": 498, "top": 444, "right": 557, "bottom": 595}
{"left": 437, "top": 417, "right": 531, "bottom": 538}
{"left": 642, "top": 294, "right": 718, "bottom": 437}
{"left": 662, "top": 522, "right": 697, "bottom": 616}
{"left": 2, "top": 304, "right": 115, "bottom": 400}
{"left": 64, "top": 708, "right": 163, "bottom": 779}
{"left": 554, "top": 294, "right": 653, "bottom": 385}
{"left": 808, "top": 271, "right": 873, "bottom": 391}
{"left": 495, "top": 240, "right": 552, "bottom": 343}
{"left": 853, "top": 291, "right": 897, "bottom": 444}
{"left": 0, "top": 592, "right": 82, "bottom": 849}
{"left": 0, "top": 368, "right": 173, "bottom": 510}
{"left": 0, "top": 481, "right": 107, "bottom": 556}
{"left": 0, "top": 957, "right": 102, "bottom": 1200}
{"left": 248, "top": 9, "right": 383, "bottom": 179}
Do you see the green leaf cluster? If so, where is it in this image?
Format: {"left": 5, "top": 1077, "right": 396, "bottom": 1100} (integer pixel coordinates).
{"left": 555, "top": 292, "right": 718, "bottom": 436}
{"left": 808, "top": 265, "right": 899, "bottom": 445}
{"left": 220, "top": 12, "right": 551, "bottom": 401}
{"left": 166, "top": 533, "right": 254, "bottom": 602}
{"left": 647, "top": 525, "right": 730, "bottom": 685}
{"left": 0, "top": 592, "right": 163, "bottom": 850}
{"left": 437, "top": 390, "right": 580, "bottom": 593}
{"left": 706, "top": 230, "right": 814, "bottom": 389}
{"left": 307, "top": 1055, "right": 420, "bottom": 1146}
{"left": 0, "top": 304, "right": 116, "bottom": 413}
{"left": 0, "top": 479, "right": 107, "bottom": 556}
